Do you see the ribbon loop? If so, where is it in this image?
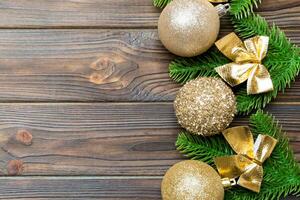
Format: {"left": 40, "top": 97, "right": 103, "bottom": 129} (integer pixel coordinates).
{"left": 253, "top": 134, "right": 277, "bottom": 163}
{"left": 238, "top": 164, "right": 263, "bottom": 193}
{"left": 214, "top": 126, "right": 277, "bottom": 193}
{"left": 215, "top": 32, "right": 274, "bottom": 95}
{"left": 222, "top": 126, "right": 254, "bottom": 157}
{"left": 247, "top": 64, "right": 273, "bottom": 95}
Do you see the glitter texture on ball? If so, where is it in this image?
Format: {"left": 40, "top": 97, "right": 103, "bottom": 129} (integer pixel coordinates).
{"left": 158, "top": 0, "right": 220, "bottom": 57}
{"left": 161, "top": 160, "right": 224, "bottom": 200}
{"left": 174, "top": 77, "right": 236, "bottom": 136}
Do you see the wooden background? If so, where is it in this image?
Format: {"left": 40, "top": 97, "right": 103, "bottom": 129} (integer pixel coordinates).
{"left": 0, "top": 0, "right": 298, "bottom": 199}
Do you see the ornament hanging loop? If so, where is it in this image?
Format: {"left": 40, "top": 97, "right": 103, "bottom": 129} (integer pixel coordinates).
{"left": 215, "top": 3, "right": 230, "bottom": 17}
{"left": 221, "top": 178, "right": 237, "bottom": 188}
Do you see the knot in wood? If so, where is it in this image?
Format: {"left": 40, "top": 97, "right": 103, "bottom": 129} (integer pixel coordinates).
{"left": 7, "top": 160, "right": 24, "bottom": 175}
{"left": 16, "top": 129, "right": 33, "bottom": 146}
{"left": 90, "top": 57, "right": 116, "bottom": 71}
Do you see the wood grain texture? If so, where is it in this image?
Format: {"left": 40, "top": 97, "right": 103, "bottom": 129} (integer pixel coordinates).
{"left": 0, "top": 0, "right": 298, "bottom": 199}
{"left": 0, "top": 0, "right": 298, "bottom": 29}
{"left": 0, "top": 177, "right": 296, "bottom": 200}
{"left": 0, "top": 102, "right": 298, "bottom": 176}
{"left": 0, "top": 29, "right": 299, "bottom": 102}
{"left": 0, "top": 29, "right": 176, "bottom": 102}
{"left": 0, "top": 177, "right": 162, "bottom": 199}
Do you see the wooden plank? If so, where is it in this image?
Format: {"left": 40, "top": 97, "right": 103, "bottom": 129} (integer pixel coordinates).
{"left": 0, "top": 29, "right": 298, "bottom": 102}
{"left": 256, "top": 0, "right": 300, "bottom": 29}
{"left": 0, "top": 0, "right": 298, "bottom": 28}
{"left": 0, "top": 102, "right": 298, "bottom": 176}
{"left": 0, "top": 177, "right": 296, "bottom": 199}
{"left": 0, "top": 0, "right": 160, "bottom": 28}
{"left": 0, "top": 29, "right": 176, "bottom": 102}
{"left": 0, "top": 0, "right": 298, "bottom": 199}
{"left": 0, "top": 177, "right": 162, "bottom": 199}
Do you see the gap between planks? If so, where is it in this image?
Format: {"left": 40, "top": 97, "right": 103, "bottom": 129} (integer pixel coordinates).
{"left": 0, "top": 26, "right": 160, "bottom": 30}
{"left": 0, "top": 176, "right": 162, "bottom": 180}
{"left": 0, "top": 102, "right": 296, "bottom": 105}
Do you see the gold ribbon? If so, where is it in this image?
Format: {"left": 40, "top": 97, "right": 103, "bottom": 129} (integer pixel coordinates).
{"left": 215, "top": 32, "right": 274, "bottom": 95}
{"left": 214, "top": 126, "right": 277, "bottom": 192}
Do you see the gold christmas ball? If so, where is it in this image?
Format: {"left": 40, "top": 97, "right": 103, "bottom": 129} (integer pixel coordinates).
{"left": 158, "top": 0, "right": 220, "bottom": 57}
{"left": 161, "top": 160, "right": 224, "bottom": 200}
{"left": 174, "top": 77, "right": 236, "bottom": 136}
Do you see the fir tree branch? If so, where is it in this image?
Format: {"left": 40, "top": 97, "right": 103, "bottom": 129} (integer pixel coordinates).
{"left": 169, "top": 49, "right": 228, "bottom": 83}
{"left": 230, "top": 0, "right": 261, "bottom": 19}
{"left": 249, "top": 111, "right": 300, "bottom": 174}
{"left": 225, "top": 184, "right": 300, "bottom": 200}
{"left": 153, "top": 0, "right": 262, "bottom": 18}
{"left": 233, "top": 14, "right": 300, "bottom": 114}
{"left": 176, "top": 111, "right": 300, "bottom": 200}
{"left": 154, "top": 0, "right": 300, "bottom": 114}
{"left": 232, "top": 14, "right": 298, "bottom": 52}
{"left": 176, "top": 132, "right": 234, "bottom": 164}
{"left": 168, "top": 13, "right": 300, "bottom": 114}
{"left": 153, "top": 0, "right": 172, "bottom": 8}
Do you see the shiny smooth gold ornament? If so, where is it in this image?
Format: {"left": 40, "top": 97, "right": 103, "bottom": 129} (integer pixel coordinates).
{"left": 158, "top": 0, "right": 220, "bottom": 57}
{"left": 174, "top": 77, "right": 236, "bottom": 136}
{"left": 214, "top": 126, "right": 277, "bottom": 192}
{"left": 161, "top": 160, "right": 224, "bottom": 200}
{"left": 215, "top": 32, "right": 274, "bottom": 94}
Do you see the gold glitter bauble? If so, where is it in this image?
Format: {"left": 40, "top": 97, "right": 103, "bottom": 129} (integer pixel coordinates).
{"left": 174, "top": 77, "right": 236, "bottom": 136}
{"left": 161, "top": 160, "right": 224, "bottom": 200}
{"left": 158, "top": 0, "right": 220, "bottom": 57}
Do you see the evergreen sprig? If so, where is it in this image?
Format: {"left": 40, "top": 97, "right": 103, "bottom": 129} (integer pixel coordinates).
{"left": 233, "top": 14, "right": 300, "bottom": 114}
{"left": 153, "top": 0, "right": 172, "bottom": 8}
{"left": 153, "top": 0, "right": 262, "bottom": 18}
{"left": 163, "top": 2, "right": 300, "bottom": 114}
{"left": 176, "top": 111, "right": 300, "bottom": 200}
{"left": 230, "top": 0, "right": 261, "bottom": 19}
{"left": 176, "top": 131, "right": 234, "bottom": 164}
{"left": 169, "top": 49, "right": 227, "bottom": 83}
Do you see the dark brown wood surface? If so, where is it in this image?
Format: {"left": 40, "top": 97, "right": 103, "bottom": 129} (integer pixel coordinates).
{"left": 0, "top": 0, "right": 298, "bottom": 199}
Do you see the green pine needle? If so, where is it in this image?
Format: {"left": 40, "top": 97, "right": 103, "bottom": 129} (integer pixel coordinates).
{"left": 233, "top": 14, "right": 300, "bottom": 114}
{"left": 167, "top": 13, "right": 300, "bottom": 114}
{"left": 152, "top": 0, "right": 262, "bottom": 18}
{"left": 176, "top": 132, "right": 234, "bottom": 164}
{"left": 153, "top": 0, "right": 172, "bottom": 8}
{"left": 154, "top": 0, "right": 300, "bottom": 114}
{"left": 230, "top": 0, "right": 261, "bottom": 19}
{"left": 176, "top": 111, "right": 300, "bottom": 200}
{"left": 169, "top": 49, "right": 227, "bottom": 83}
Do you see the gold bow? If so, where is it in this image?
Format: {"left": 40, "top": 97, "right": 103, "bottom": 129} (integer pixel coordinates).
{"left": 214, "top": 126, "right": 277, "bottom": 192}
{"left": 215, "top": 32, "right": 274, "bottom": 95}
